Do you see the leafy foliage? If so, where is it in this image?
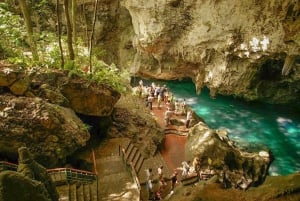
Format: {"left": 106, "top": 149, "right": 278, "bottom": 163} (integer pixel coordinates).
{"left": 0, "top": 3, "right": 26, "bottom": 58}
{"left": 0, "top": 2, "right": 130, "bottom": 93}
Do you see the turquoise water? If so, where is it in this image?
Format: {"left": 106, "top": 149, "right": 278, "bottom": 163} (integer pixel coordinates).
{"left": 134, "top": 78, "right": 300, "bottom": 175}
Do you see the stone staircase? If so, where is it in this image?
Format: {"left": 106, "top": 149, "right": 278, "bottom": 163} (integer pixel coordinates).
{"left": 122, "top": 142, "right": 144, "bottom": 174}
{"left": 55, "top": 181, "right": 98, "bottom": 201}
{"left": 48, "top": 168, "right": 98, "bottom": 201}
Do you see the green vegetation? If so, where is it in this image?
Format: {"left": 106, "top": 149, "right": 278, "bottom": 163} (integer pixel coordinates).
{"left": 0, "top": 2, "right": 130, "bottom": 93}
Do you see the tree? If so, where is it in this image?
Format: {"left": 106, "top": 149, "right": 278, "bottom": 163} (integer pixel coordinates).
{"left": 18, "top": 0, "right": 39, "bottom": 62}
{"left": 89, "top": 0, "right": 99, "bottom": 73}
{"left": 63, "top": 0, "right": 75, "bottom": 61}
{"left": 71, "top": 0, "right": 77, "bottom": 45}
{"left": 56, "top": 0, "right": 64, "bottom": 68}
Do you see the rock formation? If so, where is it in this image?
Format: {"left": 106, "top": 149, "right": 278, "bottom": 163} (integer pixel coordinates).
{"left": 108, "top": 94, "right": 164, "bottom": 157}
{"left": 9, "top": 1, "right": 299, "bottom": 106}
{"left": 0, "top": 65, "right": 120, "bottom": 166}
{"left": 120, "top": 0, "right": 300, "bottom": 107}
{"left": 17, "top": 147, "right": 59, "bottom": 201}
{"left": 185, "top": 122, "right": 272, "bottom": 189}
{"left": 0, "top": 170, "right": 51, "bottom": 201}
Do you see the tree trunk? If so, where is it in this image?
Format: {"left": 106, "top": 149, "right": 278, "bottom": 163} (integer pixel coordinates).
{"left": 18, "top": 0, "right": 39, "bottom": 62}
{"left": 89, "top": 0, "right": 99, "bottom": 73}
{"left": 56, "top": 0, "right": 64, "bottom": 68}
{"left": 63, "top": 0, "right": 75, "bottom": 60}
{"left": 72, "top": 0, "right": 77, "bottom": 45}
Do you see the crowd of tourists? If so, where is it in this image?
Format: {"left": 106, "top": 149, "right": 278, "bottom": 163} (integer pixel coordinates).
{"left": 133, "top": 80, "right": 193, "bottom": 129}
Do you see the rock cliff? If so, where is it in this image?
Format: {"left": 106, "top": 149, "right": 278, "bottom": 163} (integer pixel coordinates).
{"left": 120, "top": 0, "right": 300, "bottom": 106}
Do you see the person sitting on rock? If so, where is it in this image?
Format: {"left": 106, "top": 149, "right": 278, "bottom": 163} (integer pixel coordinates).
{"left": 181, "top": 160, "right": 191, "bottom": 179}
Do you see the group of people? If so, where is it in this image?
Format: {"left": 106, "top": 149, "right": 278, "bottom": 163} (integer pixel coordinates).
{"left": 146, "top": 165, "right": 169, "bottom": 200}
{"left": 135, "top": 80, "right": 194, "bottom": 129}
{"left": 145, "top": 157, "right": 203, "bottom": 200}
{"left": 181, "top": 157, "right": 202, "bottom": 180}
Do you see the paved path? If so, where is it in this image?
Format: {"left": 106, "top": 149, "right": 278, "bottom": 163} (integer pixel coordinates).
{"left": 149, "top": 99, "right": 188, "bottom": 179}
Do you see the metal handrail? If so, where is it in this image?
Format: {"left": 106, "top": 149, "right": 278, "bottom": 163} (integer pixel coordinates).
{"left": 47, "top": 168, "right": 97, "bottom": 183}
{"left": 119, "top": 145, "right": 141, "bottom": 199}
{"left": 0, "top": 161, "right": 18, "bottom": 171}
{"left": 0, "top": 161, "right": 97, "bottom": 183}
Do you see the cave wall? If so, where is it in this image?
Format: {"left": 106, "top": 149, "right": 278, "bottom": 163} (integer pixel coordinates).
{"left": 119, "top": 0, "right": 300, "bottom": 106}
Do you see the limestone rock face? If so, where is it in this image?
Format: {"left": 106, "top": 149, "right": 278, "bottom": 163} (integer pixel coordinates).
{"left": 121, "top": 0, "right": 300, "bottom": 106}
{"left": 0, "top": 95, "right": 90, "bottom": 167}
{"left": 186, "top": 122, "right": 272, "bottom": 188}
{"left": 60, "top": 76, "right": 121, "bottom": 117}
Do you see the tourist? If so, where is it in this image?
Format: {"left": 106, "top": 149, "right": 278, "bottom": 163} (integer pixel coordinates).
{"left": 153, "top": 190, "right": 162, "bottom": 200}
{"left": 147, "top": 94, "right": 154, "bottom": 110}
{"left": 146, "top": 168, "right": 154, "bottom": 200}
{"left": 157, "top": 93, "right": 162, "bottom": 109}
{"left": 147, "top": 178, "right": 154, "bottom": 200}
{"left": 181, "top": 160, "right": 190, "bottom": 179}
{"left": 163, "top": 87, "right": 168, "bottom": 102}
{"left": 164, "top": 108, "right": 173, "bottom": 126}
{"left": 158, "top": 165, "right": 164, "bottom": 179}
{"left": 174, "top": 99, "right": 180, "bottom": 114}
{"left": 138, "top": 84, "right": 143, "bottom": 97}
{"left": 139, "top": 79, "right": 143, "bottom": 87}
{"left": 146, "top": 168, "right": 154, "bottom": 181}
{"left": 154, "top": 85, "right": 161, "bottom": 98}
{"left": 170, "top": 171, "right": 178, "bottom": 191}
{"left": 159, "top": 177, "right": 167, "bottom": 191}
{"left": 185, "top": 110, "right": 193, "bottom": 128}
{"left": 192, "top": 157, "right": 201, "bottom": 173}
{"left": 181, "top": 98, "right": 187, "bottom": 114}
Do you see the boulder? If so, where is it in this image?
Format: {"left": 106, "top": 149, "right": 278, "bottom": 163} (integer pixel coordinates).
{"left": 0, "top": 170, "right": 51, "bottom": 201}
{"left": 0, "top": 66, "right": 121, "bottom": 117}
{"left": 0, "top": 95, "right": 90, "bottom": 167}
{"left": 108, "top": 94, "right": 164, "bottom": 157}
{"left": 185, "top": 122, "right": 272, "bottom": 189}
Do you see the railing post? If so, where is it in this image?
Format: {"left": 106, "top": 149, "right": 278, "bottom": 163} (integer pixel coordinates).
{"left": 91, "top": 149, "right": 98, "bottom": 175}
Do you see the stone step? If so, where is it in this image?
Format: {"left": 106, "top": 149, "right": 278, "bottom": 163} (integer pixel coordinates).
{"left": 83, "top": 184, "right": 90, "bottom": 201}
{"left": 134, "top": 154, "right": 144, "bottom": 174}
{"left": 76, "top": 184, "right": 84, "bottom": 201}
{"left": 56, "top": 184, "right": 70, "bottom": 201}
{"left": 90, "top": 181, "right": 98, "bottom": 201}
{"left": 128, "top": 147, "right": 138, "bottom": 163}
{"left": 69, "top": 183, "right": 77, "bottom": 201}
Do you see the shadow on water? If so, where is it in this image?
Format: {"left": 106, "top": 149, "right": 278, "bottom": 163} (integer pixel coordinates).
{"left": 132, "top": 77, "right": 300, "bottom": 175}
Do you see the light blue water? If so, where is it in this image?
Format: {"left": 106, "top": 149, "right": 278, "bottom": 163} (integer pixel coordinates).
{"left": 134, "top": 78, "right": 300, "bottom": 175}
{"left": 164, "top": 80, "right": 300, "bottom": 176}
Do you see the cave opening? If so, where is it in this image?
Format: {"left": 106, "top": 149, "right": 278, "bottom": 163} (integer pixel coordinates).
{"left": 76, "top": 113, "right": 111, "bottom": 142}
{"left": 259, "top": 59, "right": 284, "bottom": 81}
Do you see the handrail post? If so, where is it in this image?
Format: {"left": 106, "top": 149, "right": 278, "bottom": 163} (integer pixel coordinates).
{"left": 91, "top": 149, "right": 98, "bottom": 175}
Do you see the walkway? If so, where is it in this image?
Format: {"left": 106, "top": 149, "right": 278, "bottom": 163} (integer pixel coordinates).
{"left": 149, "top": 98, "right": 188, "bottom": 180}
{"left": 93, "top": 138, "right": 140, "bottom": 201}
